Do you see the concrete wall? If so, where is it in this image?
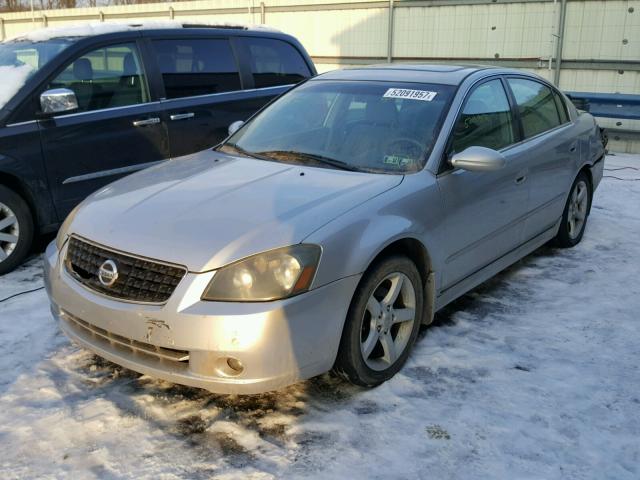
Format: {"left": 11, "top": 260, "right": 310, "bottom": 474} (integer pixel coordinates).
{"left": 1, "top": 0, "right": 638, "bottom": 152}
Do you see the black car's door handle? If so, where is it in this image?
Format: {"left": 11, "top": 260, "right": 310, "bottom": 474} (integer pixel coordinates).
{"left": 132, "top": 117, "right": 161, "bottom": 127}
{"left": 170, "top": 113, "right": 195, "bottom": 121}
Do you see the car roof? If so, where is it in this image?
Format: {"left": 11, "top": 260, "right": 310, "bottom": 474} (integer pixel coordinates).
{"left": 8, "top": 21, "right": 283, "bottom": 43}
{"left": 315, "top": 64, "right": 503, "bottom": 86}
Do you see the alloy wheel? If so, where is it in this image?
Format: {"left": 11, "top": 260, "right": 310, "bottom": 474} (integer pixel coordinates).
{"left": 567, "top": 180, "right": 588, "bottom": 239}
{"left": 360, "top": 272, "right": 417, "bottom": 371}
{"left": 0, "top": 202, "right": 19, "bottom": 263}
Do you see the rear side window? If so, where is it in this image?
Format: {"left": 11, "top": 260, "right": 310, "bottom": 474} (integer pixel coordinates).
{"left": 152, "top": 39, "right": 241, "bottom": 99}
{"left": 47, "top": 43, "right": 149, "bottom": 113}
{"left": 508, "top": 78, "right": 562, "bottom": 138}
{"left": 450, "top": 79, "right": 515, "bottom": 154}
{"left": 240, "top": 37, "right": 311, "bottom": 88}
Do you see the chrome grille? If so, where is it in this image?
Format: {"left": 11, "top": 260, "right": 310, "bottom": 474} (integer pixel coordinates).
{"left": 65, "top": 236, "right": 187, "bottom": 304}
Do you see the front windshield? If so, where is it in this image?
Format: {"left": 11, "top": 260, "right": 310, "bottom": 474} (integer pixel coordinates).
{"left": 0, "top": 39, "right": 74, "bottom": 109}
{"left": 221, "top": 80, "right": 455, "bottom": 173}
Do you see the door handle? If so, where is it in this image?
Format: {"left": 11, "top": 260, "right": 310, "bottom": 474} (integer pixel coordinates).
{"left": 515, "top": 175, "right": 527, "bottom": 185}
{"left": 170, "top": 112, "right": 195, "bottom": 121}
{"left": 569, "top": 142, "right": 578, "bottom": 153}
{"left": 132, "top": 117, "right": 161, "bottom": 127}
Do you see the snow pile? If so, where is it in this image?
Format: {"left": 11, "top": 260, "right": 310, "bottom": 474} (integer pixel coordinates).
{"left": 0, "top": 64, "right": 34, "bottom": 110}
{"left": 10, "top": 20, "right": 279, "bottom": 43}
{"left": 0, "top": 154, "right": 638, "bottom": 478}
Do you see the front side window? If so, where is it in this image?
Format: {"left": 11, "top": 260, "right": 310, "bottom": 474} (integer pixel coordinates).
{"left": 48, "top": 42, "right": 149, "bottom": 113}
{"left": 0, "top": 38, "right": 73, "bottom": 110}
{"left": 508, "top": 78, "right": 562, "bottom": 138}
{"left": 240, "top": 37, "right": 311, "bottom": 88}
{"left": 152, "top": 39, "right": 240, "bottom": 99}
{"left": 219, "top": 80, "right": 455, "bottom": 174}
{"left": 450, "top": 79, "right": 515, "bottom": 154}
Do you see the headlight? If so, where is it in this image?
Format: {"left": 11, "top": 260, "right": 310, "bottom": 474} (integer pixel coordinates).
{"left": 55, "top": 204, "right": 81, "bottom": 250}
{"left": 202, "top": 244, "right": 321, "bottom": 302}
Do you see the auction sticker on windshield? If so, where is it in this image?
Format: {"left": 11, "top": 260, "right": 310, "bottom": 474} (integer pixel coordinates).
{"left": 383, "top": 88, "right": 437, "bottom": 101}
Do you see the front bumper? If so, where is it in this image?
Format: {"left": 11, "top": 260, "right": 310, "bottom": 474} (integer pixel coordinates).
{"left": 45, "top": 240, "right": 360, "bottom": 394}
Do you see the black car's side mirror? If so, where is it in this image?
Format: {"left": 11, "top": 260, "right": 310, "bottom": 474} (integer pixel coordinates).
{"left": 39, "top": 88, "right": 78, "bottom": 117}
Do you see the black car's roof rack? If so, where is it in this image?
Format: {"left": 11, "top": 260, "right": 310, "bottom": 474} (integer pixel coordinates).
{"left": 180, "top": 23, "right": 248, "bottom": 30}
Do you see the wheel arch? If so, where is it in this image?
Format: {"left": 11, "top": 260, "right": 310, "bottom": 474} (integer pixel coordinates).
{"left": 363, "top": 236, "right": 436, "bottom": 325}
{"left": 0, "top": 171, "right": 40, "bottom": 230}
{"left": 576, "top": 163, "right": 594, "bottom": 214}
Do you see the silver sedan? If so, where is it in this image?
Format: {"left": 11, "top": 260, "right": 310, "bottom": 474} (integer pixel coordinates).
{"left": 45, "top": 65, "right": 605, "bottom": 394}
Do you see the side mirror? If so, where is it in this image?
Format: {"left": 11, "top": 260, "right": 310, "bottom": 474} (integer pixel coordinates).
{"left": 40, "top": 88, "right": 78, "bottom": 115}
{"left": 228, "top": 120, "right": 245, "bottom": 136}
{"left": 450, "top": 146, "right": 506, "bottom": 172}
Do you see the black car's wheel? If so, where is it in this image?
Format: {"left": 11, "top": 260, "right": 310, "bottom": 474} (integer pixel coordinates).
{"left": 0, "top": 185, "right": 34, "bottom": 275}
{"left": 334, "top": 255, "right": 423, "bottom": 387}
{"left": 553, "top": 171, "right": 592, "bottom": 248}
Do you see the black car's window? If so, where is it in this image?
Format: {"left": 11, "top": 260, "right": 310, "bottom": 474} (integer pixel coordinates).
{"left": 47, "top": 43, "right": 149, "bottom": 113}
{"left": 450, "top": 79, "right": 515, "bottom": 154}
{"left": 221, "top": 80, "right": 455, "bottom": 174}
{"left": 508, "top": 78, "right": 562, "bottom": 138}
{"left": 240, "top": 37, "right": 311, "bottom": 88}
{"left": 152, "top": 39, "right": 240, "bottom": 99}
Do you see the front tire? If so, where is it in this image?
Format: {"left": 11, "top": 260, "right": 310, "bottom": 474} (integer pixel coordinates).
{"left": 0, "top": 185, "right": 34, "bottom": 275}
{"left": 334, "top": 255, "right": 423, "bottom": 387}
{"left": 553, "top": 171, "right": 592, "bottom": 248}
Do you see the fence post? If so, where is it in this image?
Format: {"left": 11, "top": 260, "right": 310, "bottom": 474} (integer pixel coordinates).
{"left": 169, "top": 6, "right": 175, "bottom": 20}
{"left": 260, "top": 2, "right": 266, "bottom": 24}
{"left": 42, "top": 14, "right": 48, "bottom": 28}
{"left": 99, "top": 11, "right": 105, "bottom": 22}
{"left": 387, "top": 0, "right": 394, "bottom": 62}
{"left": 0, "top": 18, "right": 5, "bottom": 41}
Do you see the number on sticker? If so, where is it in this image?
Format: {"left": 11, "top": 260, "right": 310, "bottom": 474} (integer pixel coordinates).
{"left": 383, "top": 88, "right": 438, "bottom": 101}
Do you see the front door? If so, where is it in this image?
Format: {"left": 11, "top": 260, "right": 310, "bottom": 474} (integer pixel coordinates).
{"left": 437, "top": 78, "right": 530, "bottom": 290}
{"left": 38, "top": 41, "right": 169, "bottom": 218}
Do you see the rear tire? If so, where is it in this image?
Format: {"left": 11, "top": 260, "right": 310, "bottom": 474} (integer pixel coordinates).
{"left": 0, "top": 185, "right": 34, "bottom": 275}
{"left": 334, "top": 255, "right": 423, "bottom": 387}
{"left": 553, "top": 171, "right": 591, "bottom": 248}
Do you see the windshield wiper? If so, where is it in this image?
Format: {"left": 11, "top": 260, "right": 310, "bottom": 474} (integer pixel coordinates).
{"left": 217, "top": 143, "right": 266, "bottom": 160}
{"left": 256, "top": 150, "right": 361, "bottom": 172}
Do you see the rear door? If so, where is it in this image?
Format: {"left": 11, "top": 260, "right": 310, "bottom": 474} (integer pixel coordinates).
{"left": 505, "top": 77, "right": 577, "bottom": 240}
{"left": 38, "top": 39, "right": 169, "bottom": 218}
{"left": 148, "top": 36, "right": 245, "bottom": 157}
{"left": 149, "top": 34, "right": 314, "bottom": 158}
{"left": 437, "top": 78, "right": 530, "bottom": 290}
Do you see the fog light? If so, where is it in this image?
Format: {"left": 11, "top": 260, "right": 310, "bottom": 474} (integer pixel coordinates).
{"left": 215, "top": 356, "right": 245, "bottom": 377}
{"left": 226, "top": 357, "right": 244, "bottom": 374}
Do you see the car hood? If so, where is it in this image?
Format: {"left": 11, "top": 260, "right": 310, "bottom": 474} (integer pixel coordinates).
{"left": 69, "top": 150, "right": 403, "bottom": 272}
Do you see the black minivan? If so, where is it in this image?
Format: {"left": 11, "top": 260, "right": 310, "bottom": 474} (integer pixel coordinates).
{"left": 0, "top": 23, "right": 316, "bottom": 274}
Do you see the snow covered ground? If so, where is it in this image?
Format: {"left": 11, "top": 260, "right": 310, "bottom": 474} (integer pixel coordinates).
{"left": 0, "top": 154, "right": 638, "bottom": 479}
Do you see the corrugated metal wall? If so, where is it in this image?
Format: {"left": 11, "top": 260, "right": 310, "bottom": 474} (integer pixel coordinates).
{"left": 1, "top": 0, "right": 639, "bottom": 152}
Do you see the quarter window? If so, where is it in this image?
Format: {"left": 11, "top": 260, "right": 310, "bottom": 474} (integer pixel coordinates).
{"left": 240, "top": 37, "right": 311, "bottom": 88}
{"left": 508, "top": 78, "right": 562, "bottom": 138}
{"left": 450, "top": 79, "right": 515, "bottom": 154}
{"left": 152, "top": 39, "right": 241, "bottom": 99}
{"left": 48, "top": 43, "right": 149, "bottom": 113}
{"left": 553, "top": 91, "right": 569, "bottom": 124}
